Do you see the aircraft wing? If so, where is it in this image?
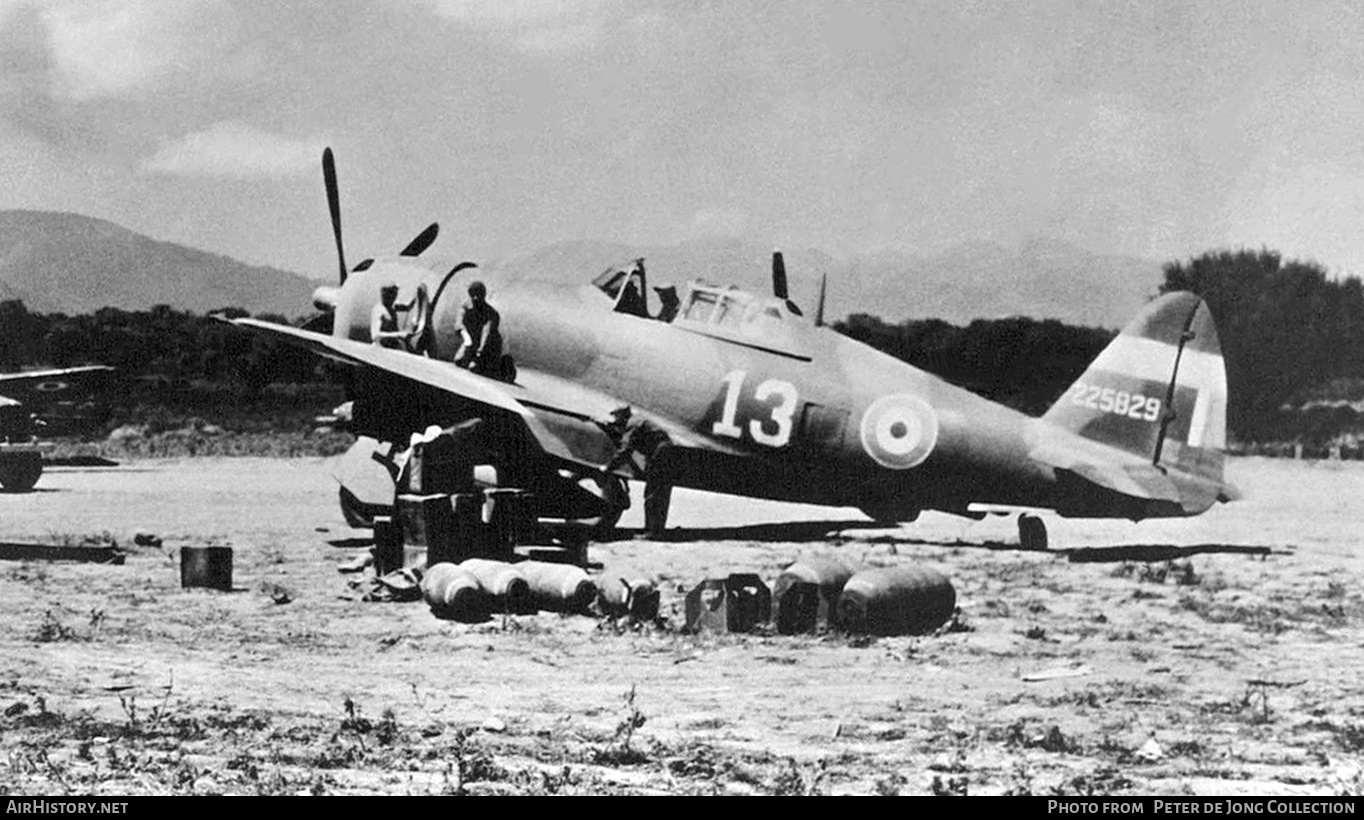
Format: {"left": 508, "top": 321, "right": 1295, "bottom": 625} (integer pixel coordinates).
{"left": 232, "top": 319, "right": 528, "bottom": 415}
{"left": 511, "top": 369, "right": 744, "bottom": 455}
{"left": 230, "top": 319, "right": 738, "bottom": 468}
{"left": 0, "top": 365, "right": 115, "bottom": 408}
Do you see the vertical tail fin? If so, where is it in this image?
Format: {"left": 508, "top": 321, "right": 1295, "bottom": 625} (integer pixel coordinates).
{"left": 1043, "top": 292, "right": 1229, "bottom": 486}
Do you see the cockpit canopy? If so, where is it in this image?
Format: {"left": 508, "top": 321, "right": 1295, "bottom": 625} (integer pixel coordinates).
{"left": 678, "top": 285, "right": 785, "bottom": 332}
{"left": 592, "top": 263, "right": 807, "bottom": 358}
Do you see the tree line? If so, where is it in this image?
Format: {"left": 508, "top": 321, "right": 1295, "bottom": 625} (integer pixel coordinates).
{"left": 1159, "top": 249, "right": 1364, "bottom": 441}
{"left": 833, "top": 314, "right": 1113, "bottom": 417}
{"left": 0, "top": 303, "right": 320, "bottom": 392}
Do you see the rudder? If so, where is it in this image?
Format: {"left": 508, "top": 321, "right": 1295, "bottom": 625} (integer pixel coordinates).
{"left": 1043, "top": 292, "right": 1228, "bottom": 482}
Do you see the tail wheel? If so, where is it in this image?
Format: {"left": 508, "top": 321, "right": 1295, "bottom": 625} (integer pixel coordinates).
{"left": 0, "top": 453, "right": 42, "bottom": 493}
{"left": 1018, "top": 514, "right": 1048, "bottom": 551}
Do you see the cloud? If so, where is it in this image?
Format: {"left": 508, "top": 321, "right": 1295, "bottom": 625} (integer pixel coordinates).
{"left": 1223, "top": 162, "right": 1364, "bottom": 277}
{"left": 421, "top": 0, "right": 618, "bottom": 53}
{"left": 144, "top": 122, "right": 325, "bottom": 179}
{"left": 514, "top": 22, "right": 602, "bottom": 54}
{"left": 690, "top": 207, "right": 752, "bottom": 238}
{"left": 0, "top": 0, "right": 227, "bottom": 103}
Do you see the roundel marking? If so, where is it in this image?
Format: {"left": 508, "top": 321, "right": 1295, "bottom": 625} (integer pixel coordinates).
{"left": 859, "top": 394, "right": 939, "bottom": 469}
{"left": 34, "top": 381, "right": 69, "bottom": 393}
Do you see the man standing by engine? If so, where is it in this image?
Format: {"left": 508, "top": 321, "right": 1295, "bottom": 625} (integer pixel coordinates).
{"left": 370, "top": 283, "right": 415, "bottom": 349}
{"left": 600, "top": 406, "right": 675, "bottom": 539}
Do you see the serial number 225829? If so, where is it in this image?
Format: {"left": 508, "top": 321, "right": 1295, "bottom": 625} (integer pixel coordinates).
{"left": 1069, "top": 382, "right": 1162, "bottom": 422}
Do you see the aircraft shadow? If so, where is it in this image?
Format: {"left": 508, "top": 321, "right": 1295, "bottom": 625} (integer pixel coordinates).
{"left": 640, "top": 526, "right": 1284, "bottom": 562}
{"left": 860, "top": 536, "right": 1283, "bottom": 562}
{"left": 47, "top": 456, "right": 121, "bottom": 467}
{"left": 621, "top": 520, "right": 890, "bottom": 544}
{"left": 1059, "top": 543, "right": 1284, "bottom": 563}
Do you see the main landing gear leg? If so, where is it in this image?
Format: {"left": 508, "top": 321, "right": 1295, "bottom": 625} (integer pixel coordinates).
{"left": 1018, "top": 513, "right": 1048, "bottom": 551}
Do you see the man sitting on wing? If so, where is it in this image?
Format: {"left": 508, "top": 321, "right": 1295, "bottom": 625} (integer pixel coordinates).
{"left": 454, "top": 280, "right": 504, "bottom": 375}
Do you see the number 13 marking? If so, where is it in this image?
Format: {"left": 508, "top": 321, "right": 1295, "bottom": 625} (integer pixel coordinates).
{"left": 712, "top": 370, "right": 798, "bottom": 447}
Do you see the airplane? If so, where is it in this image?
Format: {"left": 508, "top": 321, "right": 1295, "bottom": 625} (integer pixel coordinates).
{"left": 0, "top": 365, "right": 115, "bottom": 491}
{"left": 232, "top": 148, "right": 1238, "bottom": 550}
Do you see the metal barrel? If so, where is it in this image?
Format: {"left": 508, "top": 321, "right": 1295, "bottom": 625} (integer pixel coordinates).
{"left": 837, "top": 565, "right": 956, "bottom": 636}
{"left": 180, "top": 546, "right": 233, "bottom": 591}
{"left": 421, "top": 562, "right": 487, "bottom": 620}
{"left": 595, "top": 572, "right": 660, "bottom": 621}
{"left": 517, "top": 561, "right": 597, "bottom": 615}
{"left": 773, "top": 555, "right": 858, "bottom": 633}
{"left": 458, "top": 558, "right": 531, "bottom": 613}
{"left": 448, "top": 492, "right": 490, "bottom": 562}
{"left": 486, "top": 489, "right": 535, "bottom": 551}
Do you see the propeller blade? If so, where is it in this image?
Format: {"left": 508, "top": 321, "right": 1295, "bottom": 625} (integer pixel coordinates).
{"left": 814, "top": 272, "right": 827, "bottom": 327}
{"left": 400, "top": 223, "right": 440, "bottom": 257}
{"left": 322, "top": 148, "right": 348, "bottom": 284}
{"left": 772, "top": 250, "right": 789, "bottom": 300}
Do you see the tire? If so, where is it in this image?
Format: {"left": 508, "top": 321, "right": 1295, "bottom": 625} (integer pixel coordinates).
{"left": 0, "top": 453, "right": 42, "bottom": 493}
{"left": 858, "top": 503, "right": 920, "bottom": 524}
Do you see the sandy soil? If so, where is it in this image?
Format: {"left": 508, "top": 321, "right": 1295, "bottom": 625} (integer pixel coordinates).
{"left": 1, "top": 456, "right": 1362, "bottom": 796}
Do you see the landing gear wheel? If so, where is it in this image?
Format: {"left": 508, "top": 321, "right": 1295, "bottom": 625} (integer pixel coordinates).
{"left": 0, "top": 453, "right": 42, "bottom": 493}
{"left": 858, "top": 503, "right": 920, "bottom": 524}
{"left": 1018, "top": 514, "right": 1048, "bottom": 551}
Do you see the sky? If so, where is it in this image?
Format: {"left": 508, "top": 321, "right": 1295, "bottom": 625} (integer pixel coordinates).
{"left": 1, "top": 0, "right": 1363, "bottom": 282}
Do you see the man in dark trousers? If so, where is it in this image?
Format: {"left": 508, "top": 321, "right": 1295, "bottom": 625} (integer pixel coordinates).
{"left": 454, "top": 280, "right": 503, "bottom": 375}
{"left": 600, "top": 406, "right": 674, "bottom": 538}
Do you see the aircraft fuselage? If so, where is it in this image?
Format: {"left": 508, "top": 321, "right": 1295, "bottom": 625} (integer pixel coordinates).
{"left": 425, "top": 270, "right": 1059, "bottom": 517}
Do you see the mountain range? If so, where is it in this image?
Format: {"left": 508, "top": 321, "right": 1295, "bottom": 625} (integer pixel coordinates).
{"left": 0, "top": 210, "right": 1167, "bottom": 328}
{"left": 0, "top": 211, "right": 317, "bottom": 316}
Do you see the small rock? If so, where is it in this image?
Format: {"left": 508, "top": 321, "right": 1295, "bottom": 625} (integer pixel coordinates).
{"left": 133, "top": 531, "right": 163, "bottom": 548}
{"left": 1135, "top": 737, "right": 1164, "bottom": 762}
{"left": 337, "top": 554, "right": 374, "bottom": 574}
{"left": 480, "top": 716, "right": 506, "bottom": 733}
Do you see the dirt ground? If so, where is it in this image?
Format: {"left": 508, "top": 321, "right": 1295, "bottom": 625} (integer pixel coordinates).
{"left": 1, "top": 455, "right": 1362, "bottom": 796}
